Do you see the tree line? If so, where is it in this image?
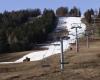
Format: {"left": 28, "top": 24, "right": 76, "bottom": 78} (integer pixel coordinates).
{"left": 56, "top": 6, "right": 81, "bottom": 17}
{"left": 84, "top": 8, "right": 100, "bottom": 36}
{"left": 0, "top": 9, "right": 56, "bottom": 53}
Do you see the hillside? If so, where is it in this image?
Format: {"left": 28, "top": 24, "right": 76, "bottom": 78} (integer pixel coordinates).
{"left": 0, "top": 17, "right": 86, "bottom": 64}
{"left": 0, "top": 38, "right": 100, "bottom": 80}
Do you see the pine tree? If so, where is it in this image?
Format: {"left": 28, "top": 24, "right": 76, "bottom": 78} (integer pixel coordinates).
{"left": 69, "top": 6, "right": 81, "bottom": 17}
{"left": 84, "top": 9, "right": 92, "bottom": 23}
{"left": 56, "top": 7, "right": 69, "bottom": 17}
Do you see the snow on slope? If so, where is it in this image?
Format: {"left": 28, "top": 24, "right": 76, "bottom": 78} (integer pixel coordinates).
{"left": 0, "top": 17, "right": 86, "bottom": 64}
{"left": 15, "top": 40, "right": 70, "bottom": 63}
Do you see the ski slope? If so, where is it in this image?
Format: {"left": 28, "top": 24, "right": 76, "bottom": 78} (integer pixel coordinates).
{"left": 0, "top": 17, "right": 86, "bottom": 64}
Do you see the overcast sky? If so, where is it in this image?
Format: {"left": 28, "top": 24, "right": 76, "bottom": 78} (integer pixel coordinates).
{"left": 0, "top": 0, "right": 100, "bottom": 13}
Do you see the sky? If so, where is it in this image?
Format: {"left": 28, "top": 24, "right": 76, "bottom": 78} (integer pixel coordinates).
{"left": 0, "top": 0, "right": 100, "bottom": 14}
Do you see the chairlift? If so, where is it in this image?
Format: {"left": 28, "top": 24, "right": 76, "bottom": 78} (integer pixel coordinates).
{"left": 41, "top": 57, "right": 51, "bottom": 68}
{"left": 41, "top": 44, "right": 56, "bottom": 68}
{"left": 65, "top": 36, "right": 70, "bottom": 40}
{"left": 41, "top": 58, "right": 51, "bottom": 68}
{"left": 41, "top": 50, "right": 51, "bottom": 68}
{"left": 62, "top": 36, "right": 70, "bottom": 40}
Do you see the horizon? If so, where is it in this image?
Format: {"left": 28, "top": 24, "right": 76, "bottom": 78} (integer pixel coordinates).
{"left": 0, "top": 0, "right": 100, "bottom": 14}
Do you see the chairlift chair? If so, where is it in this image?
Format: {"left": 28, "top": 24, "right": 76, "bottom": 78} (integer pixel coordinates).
{"left": 41, "top": 51, "right": 51, "bottom": 68}
{"left": 41, "top": 58, "right": 51, "bottom": 68}
{"left": 41, "top": 44, "right": 57, "bottom": 68}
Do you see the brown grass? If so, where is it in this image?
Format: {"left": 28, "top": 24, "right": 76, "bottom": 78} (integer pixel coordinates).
{"left": 0, "top": 51, "right": 32, "bottom": 62}
{"left": 0, "top": 47, "right": 47, "bottom": 62}
{"left": 0, "top": 39, "right": 100, "bottom": 80}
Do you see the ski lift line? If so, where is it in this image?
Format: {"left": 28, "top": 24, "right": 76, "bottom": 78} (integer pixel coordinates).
{"left": 42, "top": 44, "right": 57, "bottom": 60}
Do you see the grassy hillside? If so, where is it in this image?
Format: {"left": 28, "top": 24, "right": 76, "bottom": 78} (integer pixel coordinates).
{"left": 0, "top": 38, "right": 100, "bottom": 80}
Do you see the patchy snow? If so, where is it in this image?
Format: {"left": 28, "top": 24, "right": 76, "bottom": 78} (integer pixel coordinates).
{"left": 15, "top": 40, "right": 70, "bottom": 62}
{"left": 0, "top": 17, "right": 86, "bottom": 64}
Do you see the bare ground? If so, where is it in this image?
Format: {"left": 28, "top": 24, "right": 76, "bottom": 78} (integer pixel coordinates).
{"left": 0, "top": 39, "right": 100, "bottom": 80}
{"left": 0, "top": 51, "right": 32, "bottom": 62}
{"left": 0, "top": 47, "right": 47, "bottom": 62}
